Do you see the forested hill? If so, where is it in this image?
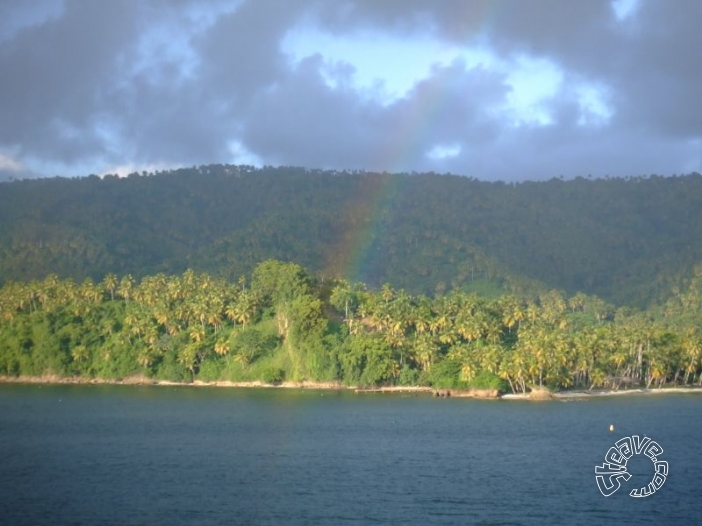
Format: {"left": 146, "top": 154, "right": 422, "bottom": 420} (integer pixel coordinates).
{"left": 1, "top": 165, "right": 702, "bottom": 307}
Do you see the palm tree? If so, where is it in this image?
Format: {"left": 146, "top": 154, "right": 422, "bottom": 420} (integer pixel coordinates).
{"left": 80, "top": 279, "right": 102, "bottom": 304}
{"left": 682, "top": 329, "right": 701, "bottom": 384}
{"left": 177, "top": 344, "right": 199, "bottom": 376}
{"left": 137, "top": 349, "right": 154, "bottom": 368}
{"left": 500, "top": 295, "right": 525, "bottom": 332}
{"left": 214, "top": 339, "right": 230, "bottom": 356}
{"left": 478, "top": 342, "right": 503, "bottom": 375}
{"left": 189, "top": 324, "right": 206, "bottom": 344}
{"left": 71, "top": 344, "right": 89, "bottom": 364}
{"left": 118, "top": 275, "right": 135, "bottom": 303}
{"left": 381, "top": 283, "right": 394, "bottom": 305}
{"left": 102, "top": 273, "right": 118, "bottom": 302}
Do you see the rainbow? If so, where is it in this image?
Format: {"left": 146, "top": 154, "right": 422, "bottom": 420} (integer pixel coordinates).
{"left": 325, "top": 173, "right": 402, "bottom": 284}
{"left": 324, "top": 3, "right": 503, "bottom": 283}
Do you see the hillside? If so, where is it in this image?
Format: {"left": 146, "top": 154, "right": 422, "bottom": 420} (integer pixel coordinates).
{"left": 1, "top": 166, "right": 702, "bottom": 307}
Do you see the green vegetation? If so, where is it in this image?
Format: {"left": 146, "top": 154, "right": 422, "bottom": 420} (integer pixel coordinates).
{"left": 2, "top": 167, "right": 702, "bottom": 391}
{"left": 2, "top": 260, "right": 702, "bottom": 392}
{"left": 2, "top": 166, "right": 702, "bottom": 308}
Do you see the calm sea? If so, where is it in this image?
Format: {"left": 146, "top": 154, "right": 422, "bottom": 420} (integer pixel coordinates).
{"left": 0, "top": 385, "right": 700, "bottom": 525}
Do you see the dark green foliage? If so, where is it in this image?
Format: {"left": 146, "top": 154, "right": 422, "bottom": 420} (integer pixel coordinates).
{"left": 230, "top": 325, "right": 280, "bottom": 364}
{"left": 338, "top": 334, "right": 394, "bottom": 387}
{"left": 252, "top": 260, "right": 312, "bottom": 306}
{"left": 2, "top": 167, "right": 702, "bottom": 308}
{"left": 425, "top": 358, "right": 467, "bottom": 390}
{"left": 468, "top": 371, "right": 509, "bottom": 392}
{"left": 2, "top": 263, "right": 702, "bottom": 392}
{"left": 261, "top": 366, "right": 285, "bottom": 384}
{"left": 398, "top": 365, "right": 419, "bottom": 386}
{"left": 197, "top": 356, "right": 226, "bottom": 383}
{"left": 154, "top": 352, "right": 190, "bottom": 382}
{"left": 3, "top": 170, "right": 702, "bottom": 393}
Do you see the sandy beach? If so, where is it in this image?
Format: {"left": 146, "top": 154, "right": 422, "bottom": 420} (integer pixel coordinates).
{"left": 501, "top": 386, "right": 702, "bottom": 400}
{"left": 3, "top": 375, "right": 702, "bottom": 400}
{"left": 0, "top": 374, "right": 350, "bottom": 390}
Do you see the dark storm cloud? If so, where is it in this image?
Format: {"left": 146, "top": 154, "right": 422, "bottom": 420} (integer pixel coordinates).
{"left": 195, "top": 0, "right": 302, "bottom": 101}
{"left": 242, "top": 54, "right": 381, "bottom": 169}
{"left": 242, "top": 55, "right": 509, "bottom": 173}
{"left": 0, "top": 1, "right": 139, "bottom": 158}
{"left": 0, "top": 0, "right": 700, "bottom": 181}
{"left": 613, "top": 2, "right": 702, "bottom": 138}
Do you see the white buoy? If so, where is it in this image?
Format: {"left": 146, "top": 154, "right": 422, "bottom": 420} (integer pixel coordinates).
{"left": 609, "top": 424, "right": 615, "bottom": 432}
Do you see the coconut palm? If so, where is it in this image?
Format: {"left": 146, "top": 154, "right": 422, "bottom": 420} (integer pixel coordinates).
{"left": 118, "top": 275, "right": 135, "bottom": 303}
{"left": 102, "top": 273, "right": 118, "bottom": 302}
{"left": 214, "top": 339, "right": 230, "bottom": 356}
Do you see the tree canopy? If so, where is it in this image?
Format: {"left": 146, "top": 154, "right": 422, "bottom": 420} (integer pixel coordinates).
{"left": 2, "top": 166, "right": 702, "bottom": 307}
{"left": 2, "top": 167, "right": 702, "bottom": 391}
{"left": 2, "top": 260, "right": 702, "bottom": 392}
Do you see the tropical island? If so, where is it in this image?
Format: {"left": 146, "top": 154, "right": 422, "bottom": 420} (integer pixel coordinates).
{"left": 1, "top": 166, "right": 702, "bottom": 397}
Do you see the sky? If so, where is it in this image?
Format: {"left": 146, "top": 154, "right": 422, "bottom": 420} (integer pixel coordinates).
{"left": 0, "top": 0, "right": 701, "bottom": 182}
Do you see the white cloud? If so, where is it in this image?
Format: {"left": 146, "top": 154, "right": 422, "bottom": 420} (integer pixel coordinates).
{"left": 0, "top": 152, "right": 23, "bottom": 172}
{"left": 99, "top": 162, "right": 176, "bottom": 178}
{"left": 282, "top": 28, "right": 494, "bottom": 105}
{"left": 227, "top": 140, "right": 263, "bottom": 167}
{"left": 284, "top": 26, "right": 572, "bottom": 131}
{"left": 611, "top": 0, "right": 641, "bottom": 21}
{"left": 427, "top": 143, "right": 461, "bottom": 160}
{"left": 502, "top": 55, "right": 563, "bottom": 126}
{"left": 576, "top": 84, "right": 614, "bottom": 126}
{"left": 0, "top": 0, "right": 701, "bottom": 181}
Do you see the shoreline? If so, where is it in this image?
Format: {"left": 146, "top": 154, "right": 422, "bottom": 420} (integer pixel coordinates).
{"left": 501, "top": 386, "right": 702, "bottom": 400}
{"left": 0, "top": 374, "right": 349, "bottom": 390}
{"left": 2, "top": 375, "right": 702, "bottom": 399}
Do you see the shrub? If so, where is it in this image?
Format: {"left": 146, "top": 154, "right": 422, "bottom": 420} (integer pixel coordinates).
{"left": 398, "top": 365, "right": 419, "bottom": 386}
{"left": 427, "top": 358, "right": 467, "bottom": 389}
{"left": 261, "top": 366, "right": 285, "bottom": 384}
{"left": 467, "top": 371, "right": 509, "bottom": 392}
{"left": 197, "top": 357, "right": 225, "bottom": 383}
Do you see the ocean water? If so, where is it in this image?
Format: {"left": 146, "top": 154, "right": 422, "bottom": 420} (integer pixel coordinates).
{"left": 1, "top": 385, "right": 700, "bottom": 525}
